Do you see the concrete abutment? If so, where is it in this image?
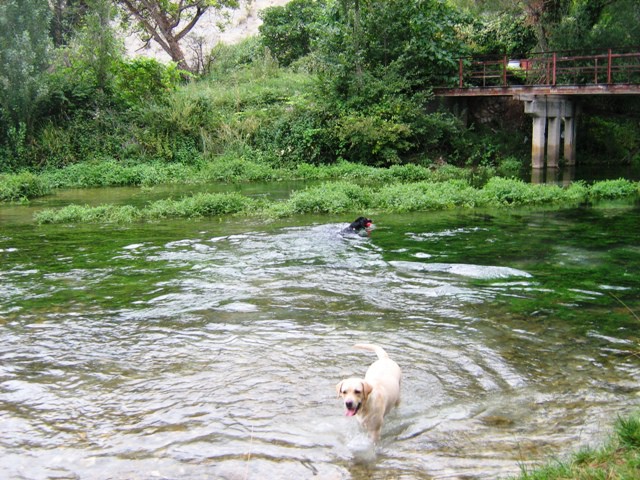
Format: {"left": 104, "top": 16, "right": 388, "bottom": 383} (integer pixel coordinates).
{"left": 521, "top": 95, "right": 576, "bottom": 169}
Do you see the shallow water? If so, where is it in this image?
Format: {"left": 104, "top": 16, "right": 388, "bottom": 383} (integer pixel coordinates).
{"left": 1, "top": 193, "right": 640, "bottom": 479}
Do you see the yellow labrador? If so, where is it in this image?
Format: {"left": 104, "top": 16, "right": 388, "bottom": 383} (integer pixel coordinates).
{"left": 336, "top": 344, "right": 401, "bottom": 442}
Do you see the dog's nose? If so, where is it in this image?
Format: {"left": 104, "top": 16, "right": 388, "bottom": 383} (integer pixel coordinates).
{"left": 345, "top": 400, "right": 354, "bottom": 409}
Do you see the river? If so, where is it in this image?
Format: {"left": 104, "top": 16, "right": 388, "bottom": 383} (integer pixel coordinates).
{"left": 1, "top": 185, "right": 639, "bottom": 479}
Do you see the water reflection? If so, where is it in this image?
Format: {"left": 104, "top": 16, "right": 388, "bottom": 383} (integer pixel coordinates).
{"left": 530, "top": 163, "right": 640, "bottom": 184}
{"left": 530, "top": 165, "right": 576, "bottom": 185}
{"left": 0, "top": 210, "right": 639, "bottom": 479}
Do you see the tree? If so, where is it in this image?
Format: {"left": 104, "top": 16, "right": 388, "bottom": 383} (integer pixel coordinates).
{"left": 449, "top": 0, "right": 569, "bottom": 52}
{"left": 259, "top": 0, "right": 325, "bottom": 67}
{"left": 520, "top": 0, "right": 569, "bottom": 51}
{"left": 50, "top": 0, "right": 90, "bottom": 47}
{"left": 549, "top": 0, "right": 639, "bottom": 51}
{"left": 305, "top": 0, "right": 470, "bottom": 165}
{"left": 0, "top": 0, "right": 52, "bottom": 135}
{"left": 317, "top": 0, "right": 468, "bottom": 99}
{"left": 116, "top": 0, "right": 240, "bottom": 72}
{"left": 65, "top": 0, "right": 123, "bottom": 92}
{"left": 459, "top": 12, "right": 537, "bottom": 56}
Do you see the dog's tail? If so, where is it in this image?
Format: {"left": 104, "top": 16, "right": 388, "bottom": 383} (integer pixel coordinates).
{"left": 354, "top": 343, "right": 389, "bottom": 360}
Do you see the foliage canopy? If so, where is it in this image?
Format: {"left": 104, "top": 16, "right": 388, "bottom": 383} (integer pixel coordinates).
{"left": 1, "top": 0, "right": 639, "bottom": 172}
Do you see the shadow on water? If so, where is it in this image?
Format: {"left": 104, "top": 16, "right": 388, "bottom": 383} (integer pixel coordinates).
{"left": 0, "top": 193, "right": 639, "bottom": 478}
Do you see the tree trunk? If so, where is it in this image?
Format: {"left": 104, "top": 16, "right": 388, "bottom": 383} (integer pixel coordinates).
{"left": 165, "top": 34, "right": 189, "bottom": 71}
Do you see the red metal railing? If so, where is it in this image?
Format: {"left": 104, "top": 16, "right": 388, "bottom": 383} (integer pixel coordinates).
{"left": 458, "top": 48, "right": 640, "bottom": 88}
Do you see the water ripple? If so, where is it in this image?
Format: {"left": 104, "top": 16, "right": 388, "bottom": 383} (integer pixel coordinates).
{"left": 0, "top": 218, "right": 638, "bottom": 479}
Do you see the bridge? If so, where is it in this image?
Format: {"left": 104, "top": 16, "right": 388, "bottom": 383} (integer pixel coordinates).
{"left": 434, "top": 48, "right": 640, "bottom": 169}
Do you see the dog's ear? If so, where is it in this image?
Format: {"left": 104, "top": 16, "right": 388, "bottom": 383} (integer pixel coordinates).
{"left": 362, "top": 381, "right": 373, "bottom": 399}
{"left": 335, "top": 381, "right": 344, "bottom": 398}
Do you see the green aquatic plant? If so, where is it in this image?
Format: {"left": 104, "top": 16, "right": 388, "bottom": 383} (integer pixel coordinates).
{"left": 145, "top": 192, "right": 257, "bottom": 219}
{"left": 35, "top": 192, "right": 257, "bottom": 224}
{"left": 0, "top": 171, "right": 51, "bottom": 201}
{"left": 41, "top": 160, "right": 201, "bottom": 189}
{"left": 33, "top": 177, "right": 640, "bottom": 224}
{"left": 588, "top": 178, "right": 639, "bottom": 199}
{"left": 479, "top": 177, "right": 570, "bottom": 206}
{"left": 281, "top": 181, "right": 374, "bottom": 215}
{"left": 3, "top": 159, "right": 481, "bottom": 203}
{"left": 35, "top": 204, "right": 141, "bottom": 224}
{"left": 376, "top": 180, "right": 479, "bottom": 211}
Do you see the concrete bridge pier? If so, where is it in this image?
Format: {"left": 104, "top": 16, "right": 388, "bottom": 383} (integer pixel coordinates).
{"left": 521, "top": 95, "right": 576, "bottom": 168}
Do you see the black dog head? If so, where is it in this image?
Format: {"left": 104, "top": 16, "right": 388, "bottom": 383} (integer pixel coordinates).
{"left": 349, "top": 217, "right": 373, "bottom": 231}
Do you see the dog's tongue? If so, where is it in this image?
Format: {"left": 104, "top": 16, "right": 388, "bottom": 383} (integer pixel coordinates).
{"left": 345, "top": 408, "right": 357, "bottom": 417}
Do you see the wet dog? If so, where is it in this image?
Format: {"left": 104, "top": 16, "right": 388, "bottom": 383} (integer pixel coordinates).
{"left": 336, "top": 344, "right": 401, "bottom": 443}
{"left": 342, "top": 217, "right": 373, "bottom": 235}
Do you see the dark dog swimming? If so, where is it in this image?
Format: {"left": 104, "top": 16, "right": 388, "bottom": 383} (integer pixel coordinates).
{"left": 342, "top": 217, "right": 374, "bottom": 236}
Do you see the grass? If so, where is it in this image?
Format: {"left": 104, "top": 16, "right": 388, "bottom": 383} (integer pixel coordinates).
{"left": 33, "top": 177, "right": 640, "bottom": 224}
{"left": 513, "top": 412, "right": 640, "bottom": 479}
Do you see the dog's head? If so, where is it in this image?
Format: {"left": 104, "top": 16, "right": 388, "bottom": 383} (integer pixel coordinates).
{"left": 336, "top": 378, "right": 373, "bottom": 417}
{"left": 349, "top": 217, "right": 373, "bottom": 231}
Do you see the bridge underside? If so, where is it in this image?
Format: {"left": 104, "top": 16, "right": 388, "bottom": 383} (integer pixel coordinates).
{"left": 436, "top": 85, "right": 640, "bottom": 169}
{"left": 435, "top": 84, "right": 640, "bottom": 97}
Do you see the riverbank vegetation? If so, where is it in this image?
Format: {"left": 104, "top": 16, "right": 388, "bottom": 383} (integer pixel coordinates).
{"left": 2, "top": 0, "right": 640, "bottom": 184}
{"left": 513, "top": 412, "right": 640, "bottom": 480}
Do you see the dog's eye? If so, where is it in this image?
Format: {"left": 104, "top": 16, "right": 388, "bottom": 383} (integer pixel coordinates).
{"left": 354, "top": 389, "right": 361, "bottom": 394}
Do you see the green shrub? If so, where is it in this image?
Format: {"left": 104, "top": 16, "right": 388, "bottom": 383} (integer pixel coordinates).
{"left": 199, "top": 155, "right": 281, "bottom": 183}
{"left": 207, "top": 37, "right": 266, "bottom": 77}
{"left": 334, "top": 114, "right": 413, "bottom": 166}
{"left": 252, "top": 104, "right": 334, "bottom": 166}
{"left": 497, "top": 157, "right": 525, "bottom": 178}
{"left": 112, "top": 58, "right": 184, "bottom": 109}
{"left": 0, "top": 122, "right": 28, "bottom": 171}
{"left": 581, "top": 116, "right": 640, "bottom": 163}
{"left": 41, "top": 160, "right": 201, "bottom": 189}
